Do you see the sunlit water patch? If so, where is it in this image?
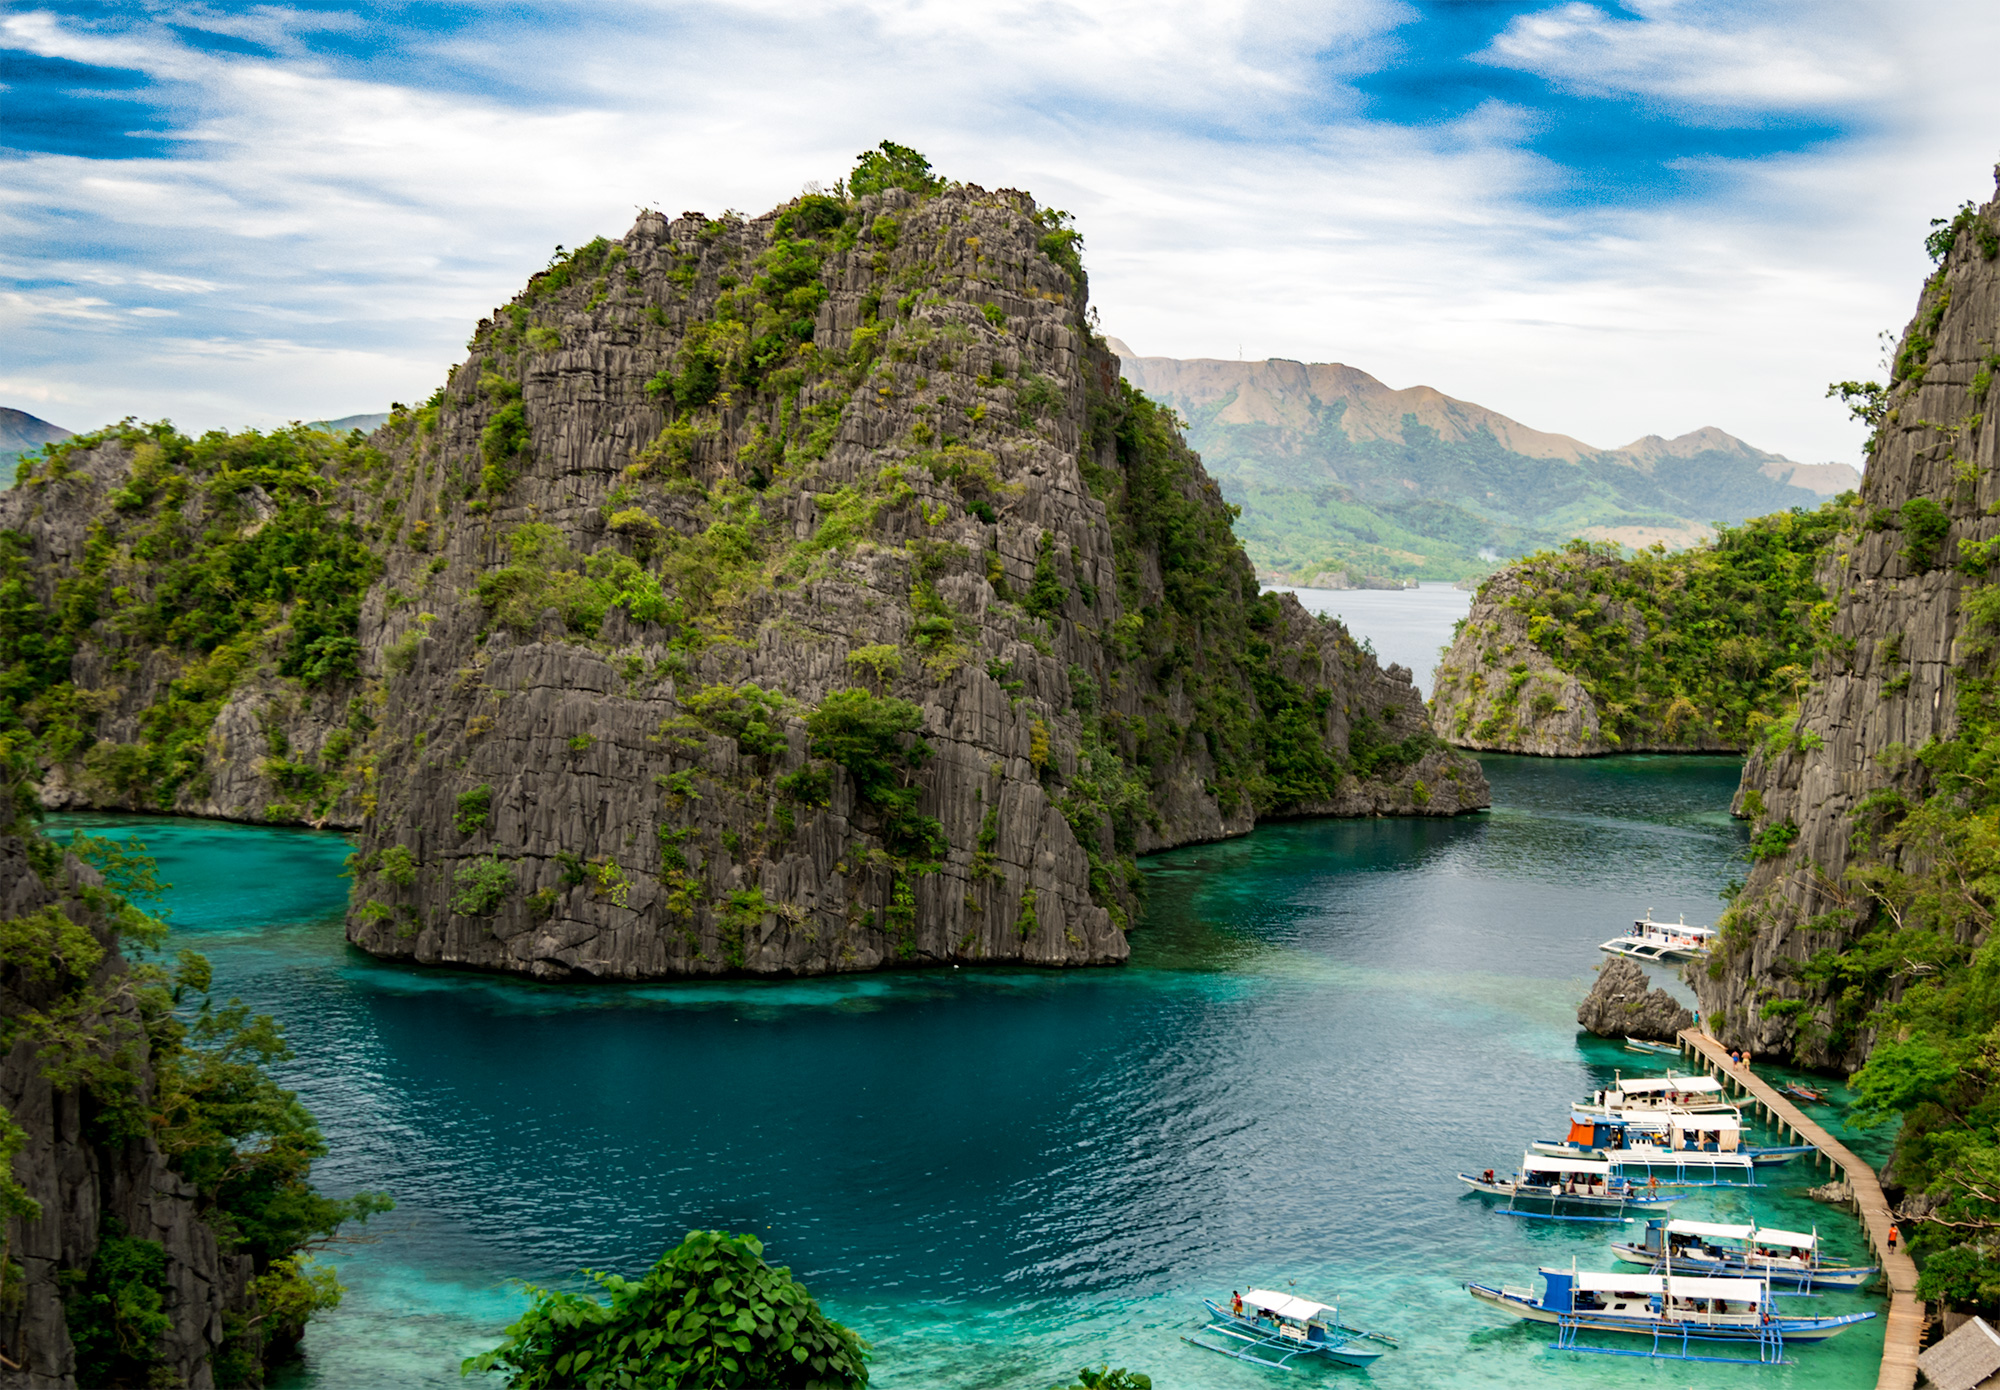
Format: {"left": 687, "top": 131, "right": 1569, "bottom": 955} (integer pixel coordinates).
{"left": 52, "top": 755, "right": 1892, "bottom": 1388}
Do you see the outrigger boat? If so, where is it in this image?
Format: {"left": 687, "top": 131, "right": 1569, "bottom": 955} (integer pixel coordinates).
{"left": 1599, "top": 914, "right": 1716, "bottom": 964}
{"left": 1466, "top": 1264, "right": 1876, "bottom": 1362}
{"left": 1612, "top": 1218, "right": 1878, "bottom": 1291}
{"left": 1781, "top": 1082, "right": 1830, "bottom": 1104}
{"left": 1578, "top": 1073, "right": 1740, "bottom": 1117}
{"left": 1457, "top": 1152, "right": 1682, "bottom": 1223}
{"left": 1536, "top": 1112, "right": 1810, "bottom": 1173}
{"left": 1624, "top": 1036, "right": 1681, "bottom": 1056}
{"left": 1184, "top": 1289, "right": 1394, "bottom": 1370}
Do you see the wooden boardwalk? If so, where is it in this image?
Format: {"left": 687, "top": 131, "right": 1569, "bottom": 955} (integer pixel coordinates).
{"left": 1676, "top": 1029, "right": 1923, "bottom": 1390}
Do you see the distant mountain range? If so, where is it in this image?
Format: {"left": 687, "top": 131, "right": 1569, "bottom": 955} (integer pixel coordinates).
{"left": 1108, "top": 341, "right": 1860, "bottom": 585}
{"left": 0, "top": 409, "right": 73, "bottom": 488}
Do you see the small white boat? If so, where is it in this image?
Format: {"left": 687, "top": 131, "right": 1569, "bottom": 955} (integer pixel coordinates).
{"left": 1599, "top": 914, "right": 1715, "bottom": 963}
{"left": 1612, "top": 1218, "right": 1878, "bottom": 1291}
{"left": 1624, "top": 1036, "right": 1681, "bottom": 1056}
{"left": 1467, "top": 1264, "right": 1875, "bottom": 1360}
{"left": 1183, "top": 1289, "right": 1392, "bottom": 1370}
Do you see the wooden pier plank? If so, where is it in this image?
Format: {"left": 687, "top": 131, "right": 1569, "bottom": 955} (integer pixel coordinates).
{"left": 1677, "top": 1030, "right": 1921, "bottom": 1390}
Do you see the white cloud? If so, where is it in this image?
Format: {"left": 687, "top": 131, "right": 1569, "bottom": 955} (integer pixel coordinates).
{"left": 1479, "top": 1, "right": 1895, "bottom": 110}
{"left": 3, "top": 0, "right": 1999, "bottom": 465}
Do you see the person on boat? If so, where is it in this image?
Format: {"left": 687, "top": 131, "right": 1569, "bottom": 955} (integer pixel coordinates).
{"left": 1483, "top": 1169, "right": 1494, "bottom": 1184}
{"left": 1232, "top": 1291, "right": 1243, "bottom": 1317}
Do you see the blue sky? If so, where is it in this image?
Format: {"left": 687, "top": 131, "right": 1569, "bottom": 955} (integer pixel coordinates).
{"left": 4, "top": 0, "right": 1996, "bottom": 462}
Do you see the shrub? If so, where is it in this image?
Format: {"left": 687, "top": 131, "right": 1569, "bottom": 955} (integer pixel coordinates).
{"left": 463, "top": 1229, "right": 869, "bottom": 1389}
{"left": 451, "top": 856, "right": 514, "bottom": 916}
{"left": 455, "top": 785, "right": 493, "bottom": 834}
{"left": 1024, "top": 532, "right": 1068, "bottom": 620}
{"left": 1901, "top": 496, "right": 1951, "bottom": 570}
{"left": 380, "top": 844, "right": 417, "bottom": 887}
{"left": 805, "top": 688, "right": 943, "bottom": 856}
{"left": 847, "top": 140, "right": 942, "bottom": 199}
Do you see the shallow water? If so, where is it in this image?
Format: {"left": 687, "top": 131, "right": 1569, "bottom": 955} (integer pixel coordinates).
{"left": 54, "top": 752, "right": 1894, "bottom": 1388}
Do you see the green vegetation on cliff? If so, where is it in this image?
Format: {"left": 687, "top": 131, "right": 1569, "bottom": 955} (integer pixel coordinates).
{"left": 1442, "top": 498, "right": 1851, "bottom": 750}
{"left": 1703, "top": 189, "right": 2000, "bottom": 1314}
{"left": 3, "top": 420, "right": 385, "bottom": 816}
{"left": 0, "top": 750, "right": 386, "bottom": 1381}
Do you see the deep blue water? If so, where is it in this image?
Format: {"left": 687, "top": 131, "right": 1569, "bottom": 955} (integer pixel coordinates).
{"left": 53, "top": 753, "right": 1893, "bottom": 1387}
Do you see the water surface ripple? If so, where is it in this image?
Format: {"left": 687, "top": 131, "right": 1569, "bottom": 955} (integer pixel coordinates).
{"left": 56, "top": 754, "right": 1892, "bottom": 1387}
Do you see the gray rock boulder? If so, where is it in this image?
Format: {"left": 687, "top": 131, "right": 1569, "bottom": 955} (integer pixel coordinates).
{"left": 1578, "top": 956, "right": 1694, "bottom": 1041}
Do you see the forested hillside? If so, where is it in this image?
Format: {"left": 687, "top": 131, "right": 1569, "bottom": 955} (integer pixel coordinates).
{"left": 1114, "top": 348, "right": 1856, "bottom": 585}
{"left": 1429, "top": 499, "right": 1851, "bottom": 755}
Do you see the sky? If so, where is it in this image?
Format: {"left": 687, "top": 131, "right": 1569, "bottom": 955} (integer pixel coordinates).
{"left": 4, "top": 1, "right": 1998, "bottom": 464}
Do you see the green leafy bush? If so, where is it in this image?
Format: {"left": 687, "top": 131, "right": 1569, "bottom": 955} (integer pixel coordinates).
{"left": 463, "top": 1229, "right": 868, "bottom": 1388}
{"left": 805, "top": 689, "right": 942, "bottom": 857}
{"left": 451, "top": 856, "right": 514, "bottom": 916}
{"left": 846, "top": 140, "right": 942, "bottom": 199}
{"left": 455, "top": 785, "right": 493, "bottom": 834}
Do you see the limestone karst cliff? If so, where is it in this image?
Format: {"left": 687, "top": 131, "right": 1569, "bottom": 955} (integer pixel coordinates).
{"left": 1429, "top": 503, "right": 1847, "bottom": 757}
{"left": 0, "top": 164, "right": 1487, "bottom": 983}
{"left": 1697, "top": 184, "right": 2000, "bottom": 1070}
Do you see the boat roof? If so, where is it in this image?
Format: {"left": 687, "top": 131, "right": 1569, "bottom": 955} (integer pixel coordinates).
{"left": 1636, "top": 918, "right": 1716, "bottom": 934}
{"left": 1667, "top": 1220, "right": 1816, "bottom": 1249}
{"left": 1242, "top": 1289, "right": 1330, "bottom": 1320}
{"left": 1521, "top": 1151, "right": 1612, "bottom": 1176}
{"left": 1667, "top": 1113, "right": 1742, "bottom": 1130}
{"left": 1667, "top": 1276, "right": 1769, "bottom": 1299}
{"left": 1616, "top": 1076, "right": 1722, "bottom": 1095}
{"left": 1572, "top": 1271, "right": 1663, "bottom": 1294}
{"left": 1558, "top": 1270, "right": 1768, "bottom": 1299}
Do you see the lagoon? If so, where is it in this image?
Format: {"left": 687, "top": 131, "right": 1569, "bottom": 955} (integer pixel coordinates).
{"left": 55, "top": 753, "right": 1891, "bottom": 1388}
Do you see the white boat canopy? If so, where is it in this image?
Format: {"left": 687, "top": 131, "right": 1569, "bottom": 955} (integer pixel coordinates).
{"left": 1616, "top": 1076, "right": 1723, "bottom": 1095}
{"left": 1666, "top": 1220, "right": 1817, "bottom": 1250}
{"left": 1665, "top": 1276, "right": 1769, "bottom": 1300}
{"left": 1241, "top": 1290, "right": 1330, "bottom": 1321}
{"left": 1571, "top": 1271, "right": 1664, "bottom": 1294}
{"left": 1520, "top": 1152, "right": 1613, "bottom": 1176}
{"left": 1667, "top": 1114, "right": 1743, "bottom": 1132}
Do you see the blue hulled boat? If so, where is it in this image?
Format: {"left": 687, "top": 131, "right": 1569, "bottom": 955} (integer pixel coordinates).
{"left": 1466, "top": 1265, "right": 1875, "bottom": 1363}
{"left": 1612, "top": 1218, "right": 1878, "bottom": 1290}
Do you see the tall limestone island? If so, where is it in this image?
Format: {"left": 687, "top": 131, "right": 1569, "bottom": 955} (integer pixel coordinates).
{"left": 1430, "top": 508, "right": 1846, "bottom": 757}
{"left": 0, "top": 151, "right": 1486, "bottom": 983}
{"left": 1700, "top": 182, "right": 2000, "bottom": 1069}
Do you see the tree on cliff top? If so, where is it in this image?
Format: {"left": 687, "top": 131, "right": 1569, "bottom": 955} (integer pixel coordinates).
{"left": 844, "top": 140, "right": 943, "bottom": 199}
{"left": 463, "top": 1230, "right": 869, "bottom": 1389}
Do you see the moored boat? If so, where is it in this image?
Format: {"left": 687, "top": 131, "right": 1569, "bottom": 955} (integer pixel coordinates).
{"left": 1781, "top": 1082, "right": 1829, "bottom": 1103}
{"left": 1457, "top": 1152, "right": 1682, "bottom": 1221}
{"left": 1465, "top": 1265, "right": 1876, "bottom": 1361}
{"left": 1184, "top": 1289, "right": 1391, "bottom": 1370}
{"left": 1577, "top": 1072, "right": 1739, "bottom": 1117}
{"left": 1599, "top": 914, "right": 1716, "bottom": 964}
{"left": 1624, "top": 1036, "right": 1681, "bottom": 1056}
{"left": 1535, "top": 1112, "right": 1803, "bottom": 1173}
{"left": 1612, "top": 1218, "right": 1877, "bottom": 1290}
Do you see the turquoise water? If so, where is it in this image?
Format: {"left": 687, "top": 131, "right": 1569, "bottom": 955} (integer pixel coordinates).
{"left": 55, "top": 753, "right": 1893, "bottom": 1387}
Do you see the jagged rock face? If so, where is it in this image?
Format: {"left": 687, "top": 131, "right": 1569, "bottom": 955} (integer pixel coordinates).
{"left": 337, "top": 186, "right": 1486, "bottom": 979}
{"left": 1431, "top": 568, "right": 1611, "bottom": 756}
{"left": 0, "top": 795, "right": 254, "bottom": 1387}
{"left": 1430, "top": 563, "right": 1740, "bottom": 757}
{"left": 1577, "top": 957, "right": 1693, "bottom": 1042}
{"left": 0, "top": 183, "right": 1487, "bottom": 984}
{"left": 1697, "top": 185, "right": 2000, "bottom": 1066}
